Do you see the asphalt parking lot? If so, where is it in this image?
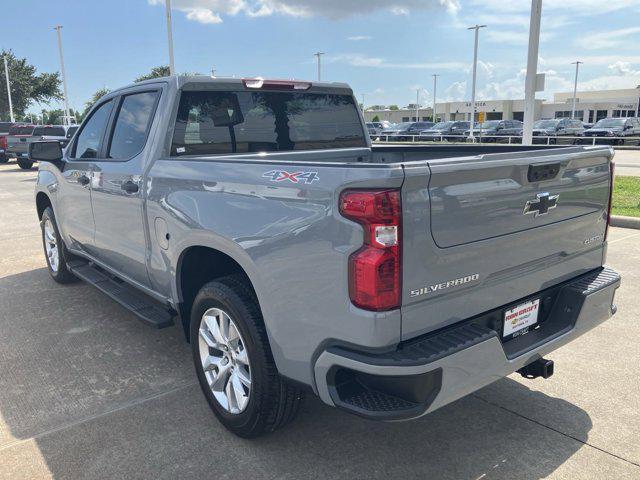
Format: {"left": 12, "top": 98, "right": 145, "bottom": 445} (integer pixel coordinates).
{"left": 0, "top": 160, "right": 639, "bottom": 480}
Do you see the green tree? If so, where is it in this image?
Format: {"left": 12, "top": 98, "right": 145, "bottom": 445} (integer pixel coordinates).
{"left": 135, "top": 65, "right": 171, "bottom": 82}
{"left": 372, "top": 115, "right": 380, "bottom": 122}
{"left": 83, "top": 87, "right": 111, "bottom": 114}
{"left": 0, "top": 50, "right": 62, "bottom": 120}
{"left": 43, "top": 109, "right": 65, "bottom": 124}
{"left": 388, "top": 105, "right": 399, "bottom": 110}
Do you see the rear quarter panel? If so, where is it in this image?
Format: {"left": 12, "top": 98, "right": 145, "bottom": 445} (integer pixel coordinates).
{"left": 145, "top": 151, "right": 404, "bottom": 386}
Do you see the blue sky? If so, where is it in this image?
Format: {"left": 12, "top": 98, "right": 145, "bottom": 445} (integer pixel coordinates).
{"left": 3, "top": 0, "right": 640, "bottom": 116}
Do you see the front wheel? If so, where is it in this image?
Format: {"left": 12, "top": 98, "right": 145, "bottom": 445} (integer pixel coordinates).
{"left": 41, "top": 207, "right": 78, "bottom": 284}
{"left": 191, "top": 275, "right": 304, "bottom": 438}
{"left": 18, "top": 160, "right": 34, "bottom": 170}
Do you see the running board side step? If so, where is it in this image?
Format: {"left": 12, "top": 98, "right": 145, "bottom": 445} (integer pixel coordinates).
{"left": 67, "top": 260, "right": 175, "bottom": 329}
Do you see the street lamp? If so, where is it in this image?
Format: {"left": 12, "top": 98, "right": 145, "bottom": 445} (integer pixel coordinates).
{"left": 432, "top": 74, "right": 439, "bottom": 122}
{"left": 416, "top": 88, "right": 421, "bottom": 122}
{"left": 571, "top": 61, "right": 583, "bottom": 120}
{"left": 522, "top": 0, "right": 542, "bottom": 145}
{"left": 314, "top": 52, "right": 325, "bottom": 82}
{"left": 2, "top": 56, "right": 14, "bottom": 123}
{"left": 165, "top": 0, "right": 176, "bottom": 75}
{"left": 467, "top": 24, "right": 486, "bottom": 141}
{"left": 54, "top": 26, "right": 71, "bottom": 127}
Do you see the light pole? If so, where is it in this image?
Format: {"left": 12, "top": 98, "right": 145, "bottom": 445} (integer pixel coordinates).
{"left": 54, "top": 26, "right": 71, "bottom": 127}
{"left": 522, "top": 0, "right": 542, "bottom": 145}
{"left": 416, "top": 89, "right": 420, "bottom": 121}
{"left": 571, "top": 61, "right": 583, "bottom": 120}
{"left": 432, "top": 74, "right": 439, "bottom": 122}
{"left": 361, "top": 93, "right": 366, "bottom": 112}
{"left": 313, "top": 52, "right": 324, "bottom": 81}
{"left": 467, "top": 24, "right": 486, "bottom": 141}
{"left": 165, "top": 0, "right": 176, "bottom": 75}
{"left": 3, "top": 56, "right": 14, "bottom": 123}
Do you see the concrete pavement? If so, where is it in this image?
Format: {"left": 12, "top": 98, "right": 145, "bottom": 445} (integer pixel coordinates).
{"left": 0, "top": 161, "right": 639, "bottom": 480}
{"left": 613, "top": 149, "right": 640, "bottom": 177}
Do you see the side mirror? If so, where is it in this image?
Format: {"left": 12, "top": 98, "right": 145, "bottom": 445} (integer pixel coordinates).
{"left": 29, "top": 141, "right": 64, "bottom": 168}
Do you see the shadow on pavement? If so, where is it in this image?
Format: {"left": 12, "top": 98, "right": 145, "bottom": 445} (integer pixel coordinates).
{"left": 0, "top": 268, "right": 593, "bottom": 480}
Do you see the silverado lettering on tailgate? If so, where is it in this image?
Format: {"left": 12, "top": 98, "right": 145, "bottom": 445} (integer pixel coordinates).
{"left": 410, "top": 274, "right": 480, "bottom": 298}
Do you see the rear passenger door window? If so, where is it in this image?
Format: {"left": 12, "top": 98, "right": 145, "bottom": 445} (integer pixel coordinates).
{"left": 107, "top": 91, "right": 159, "bottom": 160}
{"left": 72, "top": 100, "right": 114, "bottom": 159}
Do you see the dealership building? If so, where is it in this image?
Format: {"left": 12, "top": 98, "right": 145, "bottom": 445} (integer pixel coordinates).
{"left": 363, "top": 86, "right": 640, "bottom": 124}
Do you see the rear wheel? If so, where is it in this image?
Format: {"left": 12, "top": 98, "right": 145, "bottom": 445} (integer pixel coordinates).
{"left": 41, "top": 207, "right": 78, "bottom": 284}
{"left": 0, "top": 154, "right": 7, "bottom": 164}
{"left": 18, "top": 160, "right": 34, "bottom": 170}
{"left": 191, "top": 275, "right": 304, "bottom": 438}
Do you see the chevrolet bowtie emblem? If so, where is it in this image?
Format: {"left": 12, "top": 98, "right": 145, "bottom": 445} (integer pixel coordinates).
{"left": 523, "top": 192, "right": 559, "bottom": 217}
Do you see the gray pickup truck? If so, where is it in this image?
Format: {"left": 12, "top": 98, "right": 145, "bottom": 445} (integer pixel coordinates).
{"left": 30, "top": 76, "right": 620, "bottom": 438}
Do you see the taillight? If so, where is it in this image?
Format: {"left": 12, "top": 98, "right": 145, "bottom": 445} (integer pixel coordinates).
{"left": 605, "top": 161, "right": 615, "bottom": 241}
{"left": 0, "top": 136, "right": 6, "bottom": 149}
{"left": 339, "top": 189, "right": 401, "bottom": 311}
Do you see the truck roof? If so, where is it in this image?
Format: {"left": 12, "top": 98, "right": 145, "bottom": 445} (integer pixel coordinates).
{"left": 113, "top": 75, "right": 353, "bottom": 95}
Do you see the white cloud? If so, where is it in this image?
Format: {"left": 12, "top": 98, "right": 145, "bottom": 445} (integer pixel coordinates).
{"left": 150, "top": 0, "right": 459, "bottom": 24}
{"left": 444, "top": 81, "right": 466, "bottom": 101}
{"left": 327, "top": 53, "right": 467, "bottom": 70}
{"left": 347, "top": 36, "right": 372, "bottom": 41}
{"left": 581, "top": 27, "right": 640, "bottom": 50}
{"left": 608, "top": 61, "right": 640, "bottom": 76}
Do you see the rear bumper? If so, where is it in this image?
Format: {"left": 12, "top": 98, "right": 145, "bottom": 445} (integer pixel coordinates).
{"left": 313, "top": 266, "right": 620, "bottom": 420}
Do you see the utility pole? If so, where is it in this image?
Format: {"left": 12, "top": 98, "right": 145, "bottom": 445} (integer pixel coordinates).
{"left": 3, "top": 56, "right": 14, "bottom": 123}
{"left": 313, "top": 52, "right": 324, "bottom": 81}
{"left": 467, "top": 24, "right": 486, "bottom": 141}
{"left": 432, "top": 74, "right": 439, "bottom": 122}
{"left": 522, "top": 0, "right": 542, "bottom": 145}
{"left": 54, "top": 26, "right": 71, "bottom": 126}
{"left": 165, "top": 0, "right": 176, "bottom": 75}
{"left": 571, "top": 61, "right": 583, "bottom": 120}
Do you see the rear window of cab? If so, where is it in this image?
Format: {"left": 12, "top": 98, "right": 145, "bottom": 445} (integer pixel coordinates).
{"left": 171, "top": 90, "right": 366, "bottom": 156}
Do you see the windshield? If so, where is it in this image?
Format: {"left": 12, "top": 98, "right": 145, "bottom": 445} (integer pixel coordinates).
{"left": 478, "top": 120, "right": 500, "bottom": 129}
{"left": 9, "top": 125, "right": 35, "bottom": 135}
{"left": 534, "top": 120, "right": 559, "bottom": 129}
{"left": 594, "top": 118, "right": 625, "bottom": 128}
{"left": 390, "top": 122, "right": 412, "bottom": 130}
{"left": 33, "top": 126, "right": 66, "bottom": 136}
{"left": 431, "top": 121, "right": 454, "bottom": 130}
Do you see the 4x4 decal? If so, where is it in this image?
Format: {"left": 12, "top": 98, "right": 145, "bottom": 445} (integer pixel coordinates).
{"left": 263, "top": 170, "right": 320, "bottom": 184}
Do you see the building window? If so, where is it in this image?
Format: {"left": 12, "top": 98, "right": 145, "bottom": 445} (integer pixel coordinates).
{"left": 613, "top": 109, "right": 635, "bottom": 118}
{"left": 402, "top": 117, "right": 410, "bottom": 122}
{"left": 513, "top": 112, "right": 524, "bottom": 121}
{"left": 555, "top": 110, "right": 583, "bottom": 119}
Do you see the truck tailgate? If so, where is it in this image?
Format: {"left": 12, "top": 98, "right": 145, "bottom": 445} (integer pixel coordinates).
{"left": 400, "top": 146, "right": 612, "bottom": 340}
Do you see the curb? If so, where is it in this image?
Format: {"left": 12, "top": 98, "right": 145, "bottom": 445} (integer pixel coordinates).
{"left": 611, "top": 215, "right": 640, "bottom": 230}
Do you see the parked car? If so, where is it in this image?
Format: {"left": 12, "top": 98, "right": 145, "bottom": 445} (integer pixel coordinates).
{"left": 366, "top": 122, "right": 383, "bottom": 137}
{"left": 583, "top": 117, "right": 640, "bottom": 145}
{"left": 0, "top": 121, "right": 20, "bottom": 163}
{"left": 61, "top": 125, "right": 79, "bottom": 149}
{"left": 582, "top": 122, "right": 594, "bottom": 130}
{"left": 419, "top": 121, "right": 470, "bottom": 141}
{"left": 381, "top": 121, "right": 434, "bottom": 141}
{"left": 31, "top": 76, "right": 619, "bottom": 438}
{"left": 6, "top": 124, "right": 36, "bottom": 167}
{"left": 532, "top": 118, "right": 584, "bottom": 144}
{"left": 464, "top": 120, "right": 523, "bottom": 142}
{"left": 8, "top": 125, "right": 72, "bottom": 170}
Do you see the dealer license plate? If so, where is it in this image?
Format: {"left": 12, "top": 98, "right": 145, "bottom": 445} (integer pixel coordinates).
{"left": 503, "top": 298, "right": 539, "bottom": 338}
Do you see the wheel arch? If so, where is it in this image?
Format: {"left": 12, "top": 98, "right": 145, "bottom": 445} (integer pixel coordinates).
{"left": 36, "top": 191, "right": 53, "bottom": 220}
{"left": 174, "top": 244, "right": 264, "bottom": 343}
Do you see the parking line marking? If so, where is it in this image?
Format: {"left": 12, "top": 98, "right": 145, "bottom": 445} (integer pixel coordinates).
{"left": 473, "top": 394, "right": 640, "bottom": 469}
{"left": 608, "top": 231, "right": 640, "bottom": 245}
{"left": 0, "top": 381, "right": 197, "bottom": 453}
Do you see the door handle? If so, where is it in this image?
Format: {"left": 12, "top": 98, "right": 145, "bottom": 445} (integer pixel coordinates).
{"left": 78, "top": 174, "right": 90, "bottom": 186}
{"left": 121, "top": 180, "right": 139, "bottom": 194}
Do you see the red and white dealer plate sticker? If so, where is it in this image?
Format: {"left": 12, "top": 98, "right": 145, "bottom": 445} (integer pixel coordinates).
{"left": 503, "top": 298, "right": 540, "bottom": 338}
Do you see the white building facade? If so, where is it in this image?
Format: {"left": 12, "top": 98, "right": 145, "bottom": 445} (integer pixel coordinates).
{"left": 364, "top": 87, "right": 640, "bottom": 124}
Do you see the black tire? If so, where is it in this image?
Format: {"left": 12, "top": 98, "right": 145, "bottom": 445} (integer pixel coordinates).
{"left": 18, "top": 160, "right": 34, "bottom": 170}
{"left": 41, "top": 207, "right": 78, "bottom": 284}
{"left": 0, "top": 154, "right": 8, "bottom": 164}
{"left": 190, "top": 275, "right": 304, "bottom": 438}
